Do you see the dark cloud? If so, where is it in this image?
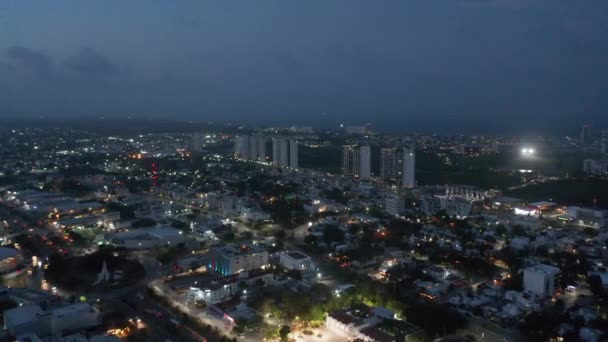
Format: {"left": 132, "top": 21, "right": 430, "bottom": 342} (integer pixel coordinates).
{"left": 64, "top": 47, "right": 116, "bottom": 74}
{"left": 460, "top": 0, "right": 542, "bottom": 10}
{"left": 4, "top": 46, "right": 53, "bottom": 76}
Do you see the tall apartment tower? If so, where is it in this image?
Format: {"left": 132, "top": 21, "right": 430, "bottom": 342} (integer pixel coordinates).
{"left": 191, "top": 132, "right": 203, "bottom": 155}
{"left": 272, "top": 138, "right": 281, "bottom": 164}
{"left": 402, "top": 148, "right": 416, "bottom": 188}
{"left": 342, "top": 145, "right": 360, "bottom": 177}
{"left": 234, "top": 135, "right": 250, "bottom": 159}
{"left": 359, "top": 145, "right": 371, "bottom": 180}
{"left": 380, "top": 147, "right": 400, "bottom": 181}
{"left": 249, "top": 136, "right": 259, "bottom": 161}
{"left": 342, "top": 145, "right": 371, "bottom": 179}
{"left": 580, "top": 124, "right": 592, "bottom": 146}
{"left": 254, "top": 135, "right": 267, "bottom": 162}
{"left": 272, "top": 138, "right": 297, "bottom": 168}
{"left": 289, "top": 140, "right": 298, "bottom": 169}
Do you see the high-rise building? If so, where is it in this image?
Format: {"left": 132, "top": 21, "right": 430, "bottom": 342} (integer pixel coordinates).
{"left": 249, "top": 136, "right": 259, "bottom": 161}
{"left": 402, "top": 148, "right": 416, "bottom": 188}
{"left": 191, "top": 132, "right": 203, "bottom": 154}
{"left": 235, "top": 135, "right": 266, "bottom": 161}
{"left": 342, "top": 145, "right": 371, "bottom": 179}
{"left": 253, "top": 135, "right": 267, "bottom": 162}
{"left": 342, "top": 145, "right": 359, "bottom": 177}
{"left": 380, "top": 147, "right": 400, "bottom": 181}
{"left": 359, "top": 145, "right": 371, "bottom": 180}
{"left": 580, "top": 124, "right": 592, "bottom": 146}
{"left": 289, "top": 140, "right": 298, "bottom": 169}
{"left": 272, "top": 138, "right": 281, "bottom": 164}
{"left": 279, "top": 139, "right": 289, "bottom": 166}
{"left": 272, "top": 138, "right": 297, "bottom": 168}
{"left": 234, "top": 135, "right": 250, "bottom": 159}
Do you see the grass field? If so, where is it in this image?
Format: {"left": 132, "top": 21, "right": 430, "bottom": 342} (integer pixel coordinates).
{"left": 507, "top": 178, "right": 608, "bottom": 208}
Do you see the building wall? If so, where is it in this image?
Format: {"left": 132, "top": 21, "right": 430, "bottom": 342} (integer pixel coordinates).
{"left": 279, "top": 254, "right": 312, "bottom": 271}
{"left": 359, "top": 146, "right": 371, "bottom": 180}
{"left": 402, "top": 148, "right": 416, "bottom": 188}
{"left": 289, "top": 140, "right": 298, "bottom": 169}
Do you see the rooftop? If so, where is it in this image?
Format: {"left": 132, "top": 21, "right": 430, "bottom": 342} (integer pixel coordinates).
{"left": 285, "top": 251, "right": 309, "bottom": 260}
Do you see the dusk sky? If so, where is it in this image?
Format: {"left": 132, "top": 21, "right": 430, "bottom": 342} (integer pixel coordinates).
{"left": 2, "top": 1, "right": 608, "bottom": 133}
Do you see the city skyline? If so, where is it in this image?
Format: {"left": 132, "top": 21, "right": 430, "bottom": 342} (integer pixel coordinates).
{"left": 2, "top": 1, "right": 608, "bottom": 133}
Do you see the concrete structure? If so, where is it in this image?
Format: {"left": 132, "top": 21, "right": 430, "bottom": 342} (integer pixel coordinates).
{"left": 402, "top": 148, "right": 415, "bottom": 188}
{"left": 209, "top": 243, "right": 269, "bottom": 276}
{"left": 279, "top": 251, "right": 313, "bottom": 271}
{"left": 342, "top": 145, "right": 359, "bottom": 178}
{"left": 191, "top": 132, "right": 203, "bottom": 154}
{"left": 583, "top": 159, "right": 608, "bottom": 176}
{"left": 289, "top": 139, "right": 298, "bottom": 169}
{"left": 3, "top": 303, "right": 100, "bottom": 339}
{"left": 566, "top": 206, "right": 608, "bottom": 229}
{"left": 385, "top": 195, "right": 405, "bottom": 216}
{"left": 345, "top": 125, "right": 370, "bottom": 135}
{"left": 272, "top": 138, "right": 293, "bottom": 167}
{"left": 380, "top": 147, "right": 400, "bottom": 181}
{"left": 107, "top": 227, "right": 185, "bottom": 249}
{"left": 342, "top": 145, "right": 371, "bottom": 179}
{"left": 234, "top": 135, "right": 250, "bottom": 159}
{"left": 234, "top": 135, "right": 266, "bottom": 161}
{"left": 186, "top": 270, "right": 273, "bottom": 305}
{"left": 580, "top": 124, "right": 592, "bottom": 146}
{"left": 523, "top": 264, "right": 561, "bottom": 297}
{"left": 359, "top": 145, "right": 371, "bottom": 180}
{"left": 326, "top": 305, "right": 421, "bottom": 342}
{"left": 255, "top": 135, "right": 267, "bottom": 162}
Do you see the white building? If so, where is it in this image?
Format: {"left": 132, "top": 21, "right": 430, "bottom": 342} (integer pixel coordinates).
{"left": 439, "top": 196, "right": 473, "bottom": 218}
{"left": 209, "top": 243, "right": 269, "bottom": 276}
{"left": 107, "top": 227, "right": 185, "bottom": 249}
{"left": 279, "top": 251, "right": 313, "bottom": 271}
{"left": 523, "top": 264, "right": 561, "bottom": 297}
{"left": 385, "top": 195, "right": 405, "bottom": 216}
{"left": 186, "top": 270, "right": 273, "bottom": 305}
{"left": 402, "top": 148, "right": 415, "bottom": 188}
{"left": 272, "top": 138, "right": 295, "bottom": 167}
{"left": 234, "top": 135, "right": 250, "bottom": 159}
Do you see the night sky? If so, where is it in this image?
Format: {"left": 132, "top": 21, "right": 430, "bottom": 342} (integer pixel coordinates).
{"left": 1, "top": 1, "right": 608, "bottom": 133}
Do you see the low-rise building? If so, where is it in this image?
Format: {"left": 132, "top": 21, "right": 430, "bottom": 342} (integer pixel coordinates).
{"left": 209, "top": 243, "right": 269, "bottom": 276}
{"left": 3, "top": 303, "right": 100, "bottom": 339}
{"left": 107, "top": 227, "right": 185, "bottom": 249}
{"left": 523, "top": 264, "right": 561, "bottom": 297}
{"left": 279, "top": 251, "right": 313, "bottom": 271}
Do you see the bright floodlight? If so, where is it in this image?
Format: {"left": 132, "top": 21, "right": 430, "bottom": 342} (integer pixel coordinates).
{"left": 521, "top": 147, "right": 535, "bottom": 156}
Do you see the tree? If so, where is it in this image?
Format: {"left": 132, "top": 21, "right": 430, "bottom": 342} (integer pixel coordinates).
{"left": 588, "top": 274, "right": 605, "bottom": 297}
{"left": 279, "top": 325, "right": 291, "bottom": 342}
{"left": 323, "top": 225, "right": 344, "bottom": 244}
